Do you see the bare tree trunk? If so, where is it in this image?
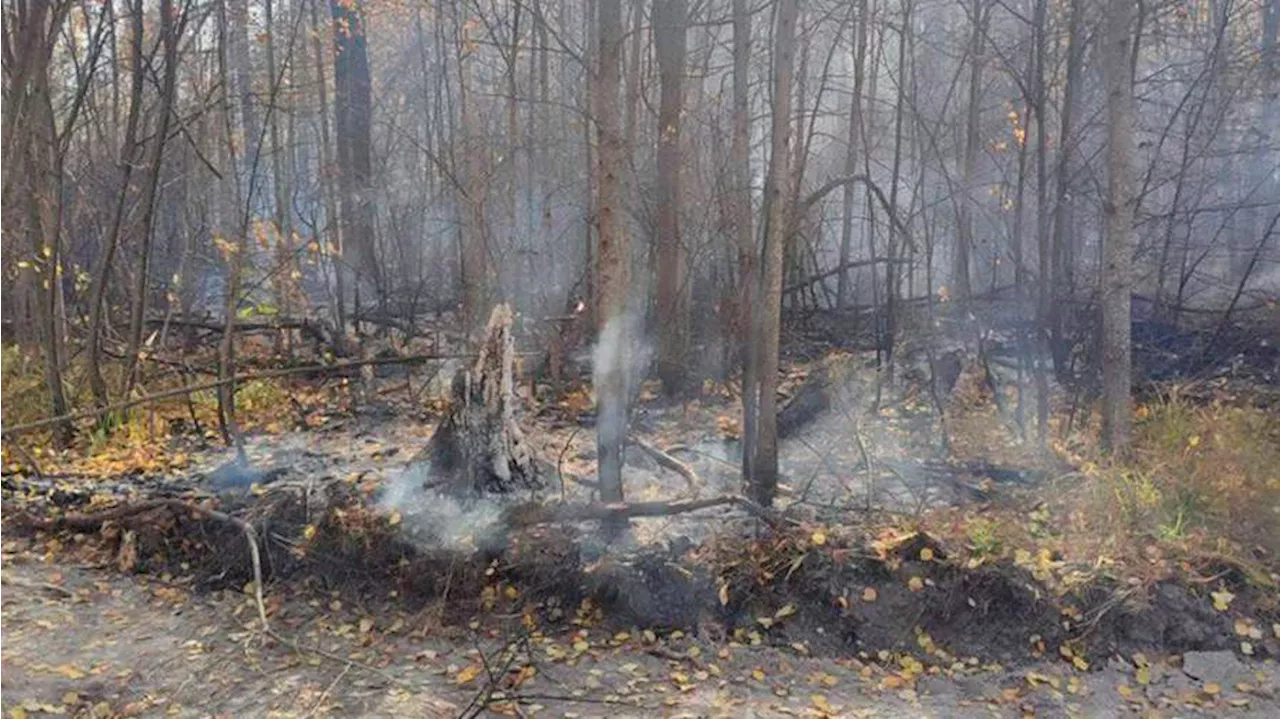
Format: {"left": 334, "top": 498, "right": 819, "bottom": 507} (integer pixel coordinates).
{"left": 331, "top": 0, "right": 381, "bottom": 308}
{"left": 582, "top": 1, "right": 597, "bottom": 328}
{"left": 32, "top": 95, "right": 73, "bottom": 446}
{"left": 87, "top": 0, "right": 147, "bottom": 409}
{"left": 955, "top": 0, "right": 985, "bottom": 301}
{"left": 624, "top": 0, "right": 643, "bottom": 155}
{"left": 1031, "top": 0, "right": 1050, "bottom": 334}
{"left": 123, "top": 0, "right": 183, "bottom": 400}
{"left": 883, "top": 0, "right": 911, "bottom": 386}
{"left": 456, "top": 5, "right": 489, "bottom": 333}
{"left": 837, "top": 0, "right": 868, "bottom": 310}
{"left": 594, "top": 0, "right": 630, "bottom": 535}
{"left": 265, "top": 0, "right": 297, "bottom": 346}
{"left": 216, "top": 0, "right": 249, "bottom": 453}
{"left": 229, "top": 0, "right": 260, "bottom": 186}
{"left": 749, "top": 0, "right": 799, "bottom": 507}
{"left": 310, "top": 0, "right": 345, "bottom": 341}
{"left": 1101, "top": 0, "right": 1136, "bottom": 454}
{"left": 654, "top": 0, "right": 690, "bottom": 395}
{"left": 505, "top": 0, "right": 523, "bottom": 265}
{"left": 731, "top": 0, "right": 758, "bottom": 488}
{"left": 1048, "top": 0, "right": 1081, "bottom": 376}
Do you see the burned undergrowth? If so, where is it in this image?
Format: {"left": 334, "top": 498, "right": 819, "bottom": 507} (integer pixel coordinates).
{"left": 5, "top": 467, "right": 1273, "bottom": 677}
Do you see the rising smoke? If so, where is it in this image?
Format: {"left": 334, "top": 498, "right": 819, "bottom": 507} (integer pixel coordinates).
{"left": 377, "top": 462, "right": 507, "bottom": 552}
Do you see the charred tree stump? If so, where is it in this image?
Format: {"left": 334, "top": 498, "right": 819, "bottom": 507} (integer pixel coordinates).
{"left": 418, "top": 305, "right": 542, "bottom": 497}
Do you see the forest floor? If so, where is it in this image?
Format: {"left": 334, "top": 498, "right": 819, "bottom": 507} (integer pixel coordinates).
{"left": 3, "top": 317, "right": 1279, "bottom": 717}
{"left": 5, "top": 547, "right": 1279, "bottom": 718}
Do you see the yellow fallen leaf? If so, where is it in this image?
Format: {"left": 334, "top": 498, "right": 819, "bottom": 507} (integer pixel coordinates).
{"left": 455, "top": 664, "right": 482, "bottom": 685}
{"left": 1211, "top": 589, "right": 1234, "bottom": 611}
{"left": 719, "top": 583, "right": 730, "bottom": 606}
{"left": 920, "top": 548, "right": 934, "bottom": 561}
{"left": 862, "top": 587, "right": 878, "bottom": 602}
{"left": 1025, "top": 671, "right": 1057, "bottom": 688}
{"left": 1241, "top": 641, "right": 1254, "bottom": 655}
{"left": 359, "top": 617, "right": 374, "bottom": 634}
{"left": 811, "top": 694, "right": 833, "bottom": 713}
{"left": 56, "top": 664, "right": 86, "bottom": 680}
{"left": 775, "top": 604, "right": 796, "bottom": 620}
{"left": 388, "top": 510, "right": 402, "bottom": 527}
{"left": 61, "top": 693, "right": 79, "bottom": 706}
{"left": 1204, "top": 682, "right": 1221, "bottom": 695}
{"left": 1136, "top": 666, "right": 1151, "bottom": 685}
{"left": 572, "top": 640, "right": 589, "bottom": 652}
{"left": 811, "top": 530, "right": 827, "bottom": 546}
{"left": 752, "top": 668, "right": 766, "bottom": 682}
{"left": 1188, "top": 435, "right": 1201, "bottom": 448}
{"left": 1072, "top": 656, "right": 1089, "bottom": 671}
{"left": 908, "top": 576, "right": 924, "bottom": 592}
{"left": 302, "top": 524, "right": 317, "bottom": 541}
{"left": 10, "top": 709, "right": 27, "bottom": 719}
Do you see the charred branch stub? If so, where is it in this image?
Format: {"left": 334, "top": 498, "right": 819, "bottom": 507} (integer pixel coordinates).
{"left": 416, "top": 304, "right": 542, "bottom": 497}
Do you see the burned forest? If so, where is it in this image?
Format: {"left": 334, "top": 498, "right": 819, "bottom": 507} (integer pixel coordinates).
{"left": 4, "top": 0, "right": 1280, "bottom": 716}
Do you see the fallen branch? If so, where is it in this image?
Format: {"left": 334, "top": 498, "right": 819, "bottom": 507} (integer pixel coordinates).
{"left": 783, "top": 257, "right": 904, "bottom": 295}
{"left": 630, "top": 436, "right": 699, "bottom": 499}
{"left": 799, "top": 174, "right": 918, "bottom": 252}
{"left": 1, "top": 353, "right": 466, "bottom": 438}
{"left": 507, "top": 494, "right": 787, "bottom": 528}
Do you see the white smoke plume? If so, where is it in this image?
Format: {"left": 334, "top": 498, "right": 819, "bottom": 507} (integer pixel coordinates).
{"left": 592, "top": 309, "right": 653, "bottom": 408}
{"left": 377, "top": 463, "right": 506, "bottom": 552}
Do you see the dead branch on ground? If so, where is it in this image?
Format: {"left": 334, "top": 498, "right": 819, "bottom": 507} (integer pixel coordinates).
{"left": 630, "top": 436, "right": 700, "bottom": 498}
{"left": 504, "top": 494, "right": 787, "bottom": 529}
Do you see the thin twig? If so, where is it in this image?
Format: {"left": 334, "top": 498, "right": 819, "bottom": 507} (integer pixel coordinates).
{"left": 556, "top": 426, "right": 581, "bottom": 502}
{"left": 304, "top": 664, "right": 351, "bottom": 719}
